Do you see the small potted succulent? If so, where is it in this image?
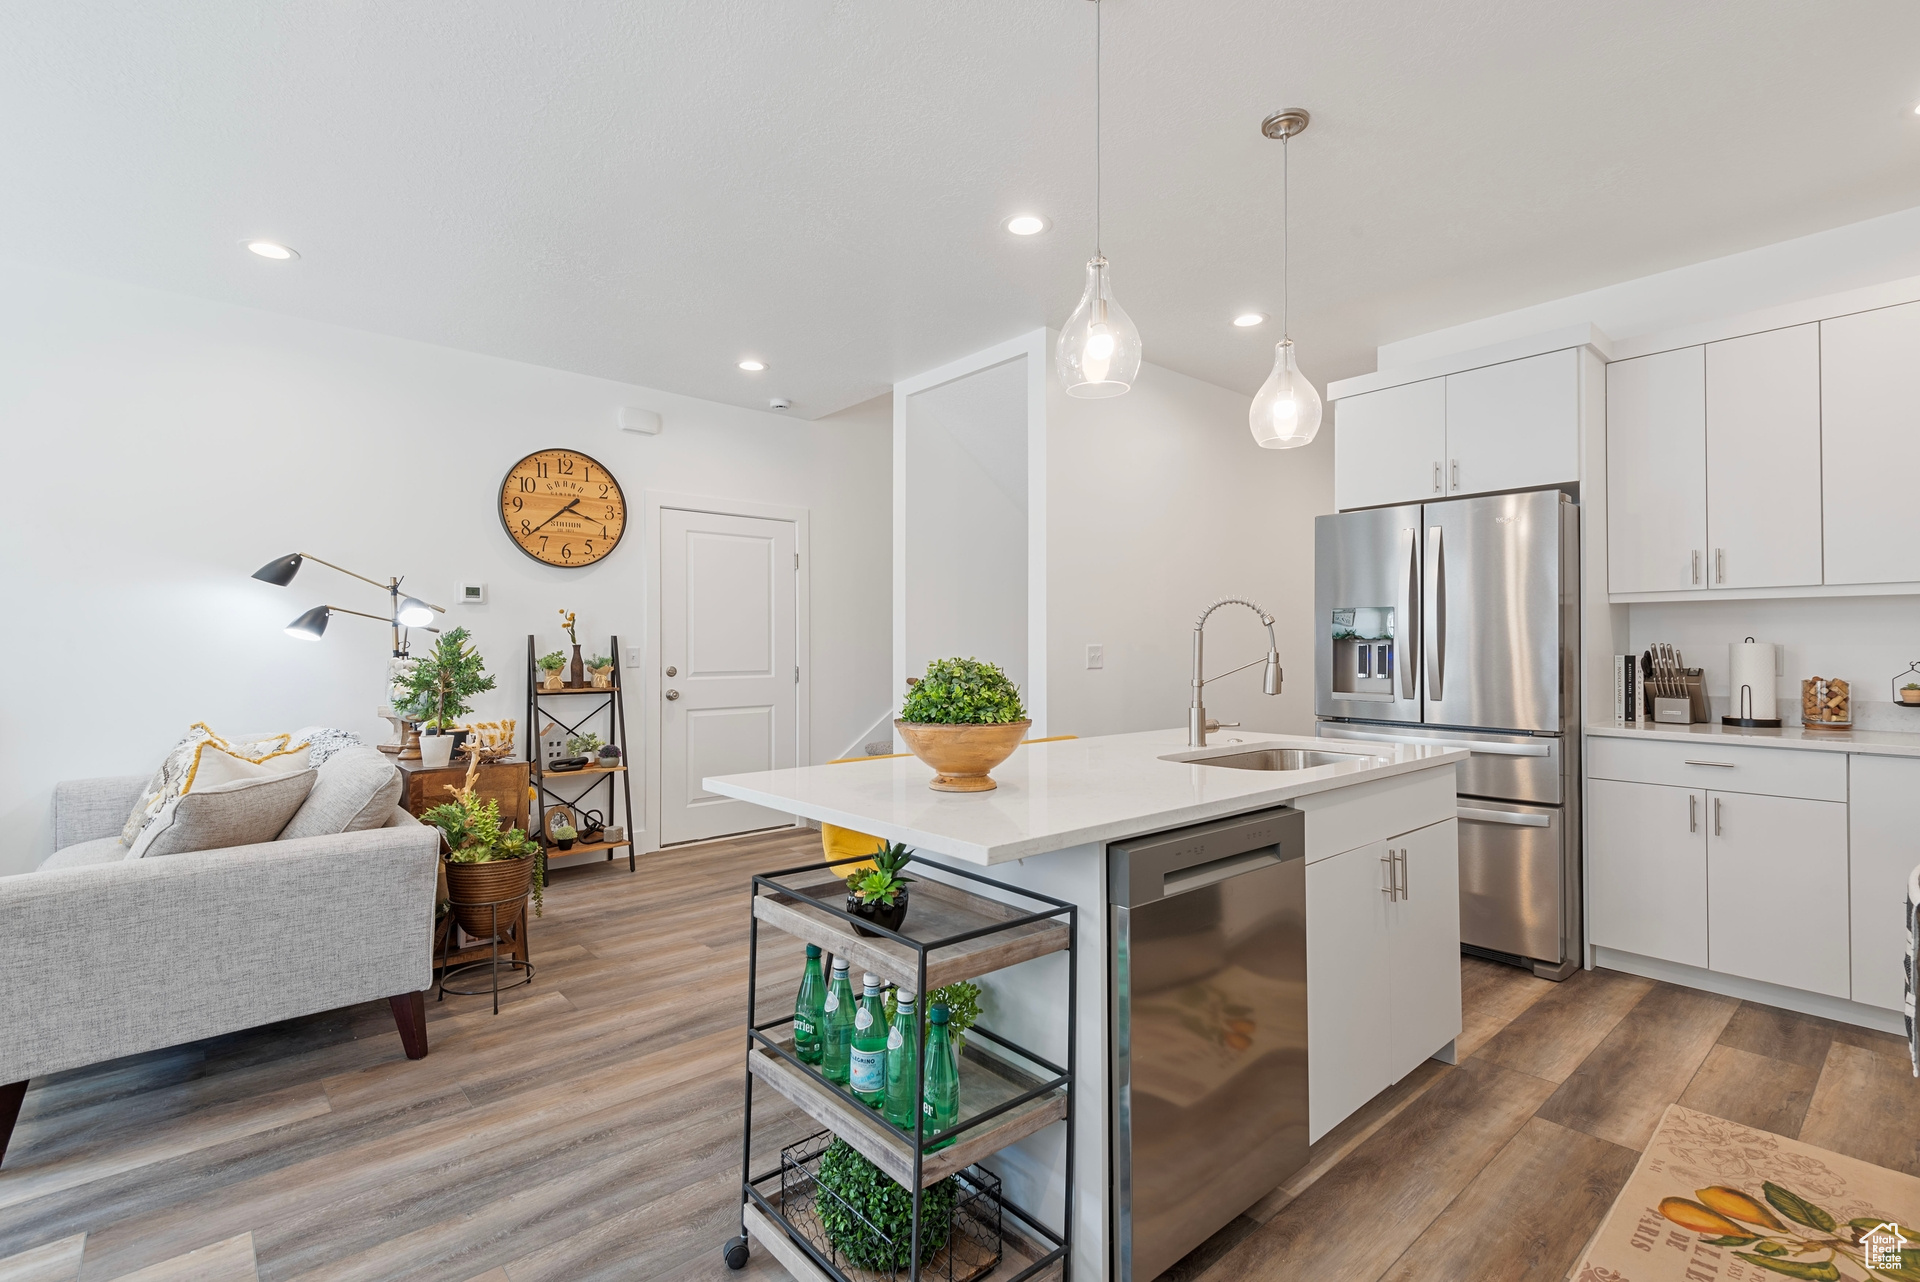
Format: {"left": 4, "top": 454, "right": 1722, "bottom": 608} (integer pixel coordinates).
{"left": 597, "top": 744, "right": 621, "bottom": 769}
{"left": 1902, "top": 682, "right": 1920, "bottom": 705}
{"left": 587, "top": 654, "right": 616, "bottom": 688}
{"left": 552, "top": 822, "right": 578, "bottom": 852}
{"left": 846, "top": 840, "right": 915, "bottom": 934}
{"left": 537, "top": 650, "right": 567, "bottom": 691}
{"left": 894, "top": 657, "right": 1031, "bottom": 792}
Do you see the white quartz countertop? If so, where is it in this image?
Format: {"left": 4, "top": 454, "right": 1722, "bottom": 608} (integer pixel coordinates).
{"left": 703, "top": 728, "right": 1465, "bottom": 865}
{"left": 1587, "top": 720, "right": 1920, "bottom": 758}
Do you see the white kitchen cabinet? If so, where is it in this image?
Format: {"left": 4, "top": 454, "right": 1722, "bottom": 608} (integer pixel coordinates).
{"left": 1705, "top": 324, "right": 1822, "bottom": 590}
{"left": 1386, "top": 818, "right": 1462, "bottom": 1083}
{"left": 1823, "top": 301, "right": 1920, "bottom": 586}
{"left": 1607, "top": 347, "right": 1707, "bottom": 594}
{"left": 1444, "top": 349, "right": 1579, "bottom": 499}
{"left": 1705, "top": 791, "right": 1849, "bottom": 999}
{"left": 1587, "top": 778, "right": 1708, "bottom": 967}
{"left": 1306, "top": 818, "right": 1460, "bottom": 1142}
{"left": 1333, "top": 377, "right": 1446, "bottom": 512}
{"left": 1847, "top": 755, "right": 1920, "bottom": 1011}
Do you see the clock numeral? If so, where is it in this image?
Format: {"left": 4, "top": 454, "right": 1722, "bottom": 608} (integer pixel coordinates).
{"left": 560, "top": 543, "right": 573, "bottom": 560}
{"left": 538, "top": 535, "right": 548, "bottom": 553}
{"left": 518, "top": 476, "right": 536, "bottom": 492}
{"left": 508, "top": 496, "right": 523, "bottom": 513}
{"left": 584, "top": 540, "right": 595, "bottom": 557}
{"left": 600, "top": 525, "right": 608, "bottom": 538}
{"left": 583, "top": 464, "right": 592, "bottom": 482}
{"left": 604, "top": 505, "right": 616, "bottom": 520}
{"left": 535, "top": 461, "right": 548, "bottom": 478}
{"left": 519, "top": 518, "right": 532, "bottom": 535}
{"left": 558, "top": 457, "right": 574, "bottom": 475}
{"left": 599, "top": 484, "right": 610, "bottom": 498}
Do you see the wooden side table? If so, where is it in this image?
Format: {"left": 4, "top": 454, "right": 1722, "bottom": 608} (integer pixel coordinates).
{"left": 398, "top": 758, "right": 531, "bottom": 831}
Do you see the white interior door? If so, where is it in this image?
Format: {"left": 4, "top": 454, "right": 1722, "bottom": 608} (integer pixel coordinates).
{"left": 660, "top": 508, "right": 798, "bottom": 845}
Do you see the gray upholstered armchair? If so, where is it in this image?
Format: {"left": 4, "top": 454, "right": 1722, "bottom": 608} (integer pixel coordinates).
{"left": 0, "top": 773, "right": 441, "bottom": 1167}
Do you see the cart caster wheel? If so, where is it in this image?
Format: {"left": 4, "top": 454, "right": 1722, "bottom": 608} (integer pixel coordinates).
{"left": 723, "top": 1236, "right": 749, "bottom": 1270}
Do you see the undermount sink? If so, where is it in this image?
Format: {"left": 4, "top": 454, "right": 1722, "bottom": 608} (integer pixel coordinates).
{"left": 1192, "top": 748, "right": 1374, "bottom": 772}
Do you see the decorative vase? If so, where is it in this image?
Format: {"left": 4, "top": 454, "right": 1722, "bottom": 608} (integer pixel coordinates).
{"left": 847, "top": 888, "right": 909, "bottom": 936}
{"left": 419, "top": 731, "right": 455, "bottom": 768}
{"left": 894, "top": 719, "right": 1031, "bottom": 793}
{"left": 444, "top": 856, "right": 533, "bottom": 940}
{"left": 542, "top": 667, "right": 565, "bottom": 691}
{"left": 570, "top": 643, "right": 584, "bottom": 687}
{"left": 589, "top": 665, "right": 614, "bottom": 689}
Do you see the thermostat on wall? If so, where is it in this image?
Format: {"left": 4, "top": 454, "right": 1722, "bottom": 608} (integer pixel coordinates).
{"left": 458, "top": 582, "right": 486, "bottom": 604}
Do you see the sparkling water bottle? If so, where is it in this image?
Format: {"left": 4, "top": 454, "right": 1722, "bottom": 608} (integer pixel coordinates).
{"left": 922, "top": 1002, "right": 961, "bottom": 1146}
{"left": 849, "top": 972, "right": 888, "bottom": 1105}
{"left": 883, "top": 989, "right": 920, "bottom": 1128}
{"left": 793, "top": 944, "right": 825, "bottom": 1065}
{"left": 821, "top": 957, "right": 856, "bottom": 1085}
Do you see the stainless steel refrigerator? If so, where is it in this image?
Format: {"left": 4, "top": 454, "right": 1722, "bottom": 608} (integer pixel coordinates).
{"left": 1313, "top": 489, "right": 1582, "bottom": 979}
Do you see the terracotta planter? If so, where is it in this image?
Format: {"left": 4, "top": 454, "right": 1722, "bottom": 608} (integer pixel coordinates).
{"left": 444, "top": 856, "right": 533, "bottom": 940}
{"left": 894, "top": 719, "right": 1031, "bottom": 793}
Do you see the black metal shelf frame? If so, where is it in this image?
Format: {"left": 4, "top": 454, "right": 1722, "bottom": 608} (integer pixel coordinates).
{"left": 735, "top": 852, "right": 1077, "bottom": 1282}
{"left": 524, "top": 635, "right": 636, "bottom": 873}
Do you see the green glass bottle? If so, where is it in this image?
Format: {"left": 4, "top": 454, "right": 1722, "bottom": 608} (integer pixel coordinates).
{"left": 793, "top": 944, "right": 825, "bottom": 1065}
{"left": 849, "top": 972, "right": 888, "bottom": 1106}
{"left": 821, "top": 957, "right": 856, "bottom": 1085}
{"left": 882, "top": 989, "right": 920, "bottom": 1128}
{"left": 922, "top": 1002, "right": 961, "bottom": 1147}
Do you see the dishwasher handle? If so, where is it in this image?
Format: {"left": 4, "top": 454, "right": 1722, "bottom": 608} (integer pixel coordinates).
{"left": 1162, "top": 847, "right": 1282, "bottom": 896}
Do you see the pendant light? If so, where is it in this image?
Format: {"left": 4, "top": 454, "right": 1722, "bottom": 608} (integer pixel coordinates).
{"left": 1249, "top": 109, "right": 1323, "bottom": 449}
{"left": 1057, "top": 0, "right": 1141, "bottom": 398}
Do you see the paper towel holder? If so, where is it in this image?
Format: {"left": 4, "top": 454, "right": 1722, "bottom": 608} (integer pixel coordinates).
{"left": 1891, "top": 660, "right": 1920, "bottom": 708}
{"left": 1723, "top": 635, "right": 1783, "bottom": 728}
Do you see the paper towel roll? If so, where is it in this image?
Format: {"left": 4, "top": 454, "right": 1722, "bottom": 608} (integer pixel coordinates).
{"left": 1728, "top": 638, "right": 1777, "bottom": 722}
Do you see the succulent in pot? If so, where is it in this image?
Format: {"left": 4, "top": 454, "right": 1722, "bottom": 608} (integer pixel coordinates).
{"left": 536, "top": 649, "right": 567, "bottom": 689}
{"left": 597, "top": 744, "right": 621, "bottom": 766}
{"left": 846, "top": 840, "right": 914, "bottom": 935}
{"left": 587, "top": 654, "right": 616, "bottom": 688}
{"left": 552, "top": 823, "right": 578, "bottom": 851}
{"left": 1904, "top": 682, "right": 1920, "bottom": 704}
{"left": 894, "top": 656, "right": 1031, "bottom": 792}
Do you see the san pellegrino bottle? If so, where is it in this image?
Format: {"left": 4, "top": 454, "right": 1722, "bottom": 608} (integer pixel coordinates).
{"left": 793, "top": 944, "right": 825, "bottom": 1065}
{"left": 821, "top": 957, "right": 856, "bottom": 1085}
{"left": 883, "top": 990, "right": 920, "bottom": 1128}
{"left": 849, "top": 973, "right": 888, "bottom": 1105}
{"left": 922, "top": 1002, "right": 960, "bottom": 1147}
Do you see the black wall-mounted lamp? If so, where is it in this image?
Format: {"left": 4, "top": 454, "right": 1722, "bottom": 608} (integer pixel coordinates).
{"left": 251, "top": 553, "right": 446, "bottom": 656}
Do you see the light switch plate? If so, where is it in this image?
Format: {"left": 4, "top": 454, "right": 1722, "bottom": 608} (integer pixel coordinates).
{"left": 1086, "top": 644, "right": 1104, "bottom": 670}
{"left": 627, "top": 645, "right": 643, "bottom": 666}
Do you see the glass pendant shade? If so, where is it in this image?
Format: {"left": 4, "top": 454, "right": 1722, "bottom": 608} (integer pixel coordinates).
{"left": 1249, "top": 339, "right": 1322, "bottom": 449}
{"left": 1057, "top": 256, "right": 1141, "bottom": 398}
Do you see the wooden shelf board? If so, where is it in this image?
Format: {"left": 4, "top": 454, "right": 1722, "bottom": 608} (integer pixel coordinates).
{"left": 753, "top": 870, "right": 1068, "bottom": 992}
{"left": 746, "top": 1033, "right": 1065, "bottom": 1191}
{"left": 548, "top": 838, "right": 633, "bottom": 855}
{"left": 533, "top": 685, "right": 619, "bottom": 695}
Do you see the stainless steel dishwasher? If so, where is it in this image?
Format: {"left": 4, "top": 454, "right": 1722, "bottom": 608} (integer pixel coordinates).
{"left": 1109, "top": 806, "right": 1308, "bottom": 1281}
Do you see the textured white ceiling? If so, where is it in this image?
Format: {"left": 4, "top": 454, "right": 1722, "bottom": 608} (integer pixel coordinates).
{"left": 3, "top": 1, "right": 1918, "bottom": 417}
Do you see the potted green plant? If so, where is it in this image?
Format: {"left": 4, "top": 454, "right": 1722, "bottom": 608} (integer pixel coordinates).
{"left": 587, "top": 654, "right": 615, "bottom": 688}
{"left": 537, "top": 649, "right": 566, "bottom": 691}
{"left": 846, "top": 840, "right": 915, "bottom": 934}
{"left": 552, "top": 822, "right": 577, "bottom": 851}
{"left": 894, "top": 657, "right": 1031, "bottom": 792}
{"left": 566, "top": 730, "right": 603, "bottom": 757}
{"left": 814, "top": 1138, "right": 958, "bottom": 1271}
{"left": 421, "top": 764, "right": 545, "bottom": 936}
{"left": 395, "top": 628, "right": 497, "bottom": 768}
{"left": 596, "top": 744, "right": 621, "bottom": 768}
{"left": 884, "top": 978, "right": 980, "bottom": 1053}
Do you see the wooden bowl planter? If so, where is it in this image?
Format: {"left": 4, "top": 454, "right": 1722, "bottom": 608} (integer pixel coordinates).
{"left": 444, "top": 856, "right": 534, "bottom": 940}
{"left": 894, "top": 720, "right": 1030, "bottom": 793}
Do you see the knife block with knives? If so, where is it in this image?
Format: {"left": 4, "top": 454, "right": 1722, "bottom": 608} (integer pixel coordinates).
{"left": 1641, "top": 644, "right": 1710, "bottom": 724}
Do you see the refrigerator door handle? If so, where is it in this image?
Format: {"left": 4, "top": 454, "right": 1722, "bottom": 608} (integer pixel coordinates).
{"left": 1424, "top": 524, "right": 1445, "bottom": 700}
{"left": 1457, "top": 805, "right": 1552, "bottom": 828}
{"left": 1397, "top": 525, "right": 1418, "bottom": 701}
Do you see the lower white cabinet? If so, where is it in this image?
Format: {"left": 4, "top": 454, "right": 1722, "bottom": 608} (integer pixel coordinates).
{"left": 1588, "top": 778, "right": 1707, "bottom": 967}
{"left": 1847, "top": 755, "right": 1920, "bottom": 1012}
{"left": 1704, "top": 792, "right": 1849, "bottom": 998}
{"left": 1307, "top": 817, "right": 1460, "bottom": 1142}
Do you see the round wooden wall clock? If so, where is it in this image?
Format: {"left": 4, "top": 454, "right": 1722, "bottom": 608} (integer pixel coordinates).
{"left": 499, "top": 449, "right": 627, "bottom": 567}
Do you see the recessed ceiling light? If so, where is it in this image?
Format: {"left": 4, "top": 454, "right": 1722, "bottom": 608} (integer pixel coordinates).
{"left": 1003, "top": 214, "right": 1050, "bottom": 236}
{"left": 244, "top": 240, "right": 298, "bottom": 260}
{"left": 738, "top": 359, "right": 766, "bottom": 372}
{"left": 1233, "top": 312, "right": 1268, "bottom": 327}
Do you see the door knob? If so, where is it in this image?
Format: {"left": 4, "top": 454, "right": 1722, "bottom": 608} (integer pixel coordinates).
{"left": 665, "top": 666, "right": 677, "bottom": 677}
{"left": 665, "top": 689, "right": 680, "bottom": 701}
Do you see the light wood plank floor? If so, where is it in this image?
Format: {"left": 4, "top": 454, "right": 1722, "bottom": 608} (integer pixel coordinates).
{"left": 4, "top": 828, "right": 1916, "bottom": 1282}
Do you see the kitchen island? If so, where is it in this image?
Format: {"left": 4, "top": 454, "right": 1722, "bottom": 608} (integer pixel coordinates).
{"left": 706, "top": 727, "right": 1466, "bottom": 1282}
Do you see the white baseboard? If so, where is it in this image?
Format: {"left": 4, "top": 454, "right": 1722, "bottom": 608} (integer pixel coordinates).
{"left": 1594, "top": 946, "right": 1906, "bottom": 1036}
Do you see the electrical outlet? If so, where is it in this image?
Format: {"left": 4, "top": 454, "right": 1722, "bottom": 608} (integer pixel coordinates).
{"left": 1086, "top": 644, "right": 1104, "bottom": 670}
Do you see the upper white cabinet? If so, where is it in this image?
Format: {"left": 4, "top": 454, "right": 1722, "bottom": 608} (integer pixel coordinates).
{"left": 1705, "top": 324, "right": 1822, "bottom": 590}
{"left": 1445, "top": 349, "right": 1579, "bottom": 500}
{"left": 1607, "top": 347, "right": 1707, "bottom": 594}
{"left": 1823, "top": 301, "right": 1920, "bottom": 586}
{"left": 1334, "top": 349, "right": 1578, "bottom": 512}
{"left": 1333, "top": 378, "right": 1445, "bottom": 512}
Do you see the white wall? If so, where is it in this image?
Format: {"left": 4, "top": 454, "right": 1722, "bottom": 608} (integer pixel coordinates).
{"left": 1044, "top": 342, "right": 1333, "bottom": 740}
{"left": 903, "top": 356, "right": 1029, "bottom": 694}
{"left": 0, "top": 262, "right": 891, "bottom": 874}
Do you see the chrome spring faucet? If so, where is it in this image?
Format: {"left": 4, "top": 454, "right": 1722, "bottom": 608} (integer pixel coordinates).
{"left": 1190, "top": 597, "right": 1283, "bottom": 747}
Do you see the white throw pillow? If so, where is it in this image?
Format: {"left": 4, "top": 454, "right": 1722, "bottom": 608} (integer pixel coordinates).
{"left": 121, "top": 723, "right": 308, "bottom": 846}
{"left": 279, "top": 746, "right": 403, "bottom": 840}
{"left": 126, "top": 741, "right": 315, "bottom": 859}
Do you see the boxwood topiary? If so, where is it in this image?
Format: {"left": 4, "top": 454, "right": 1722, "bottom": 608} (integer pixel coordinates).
{"left": 899, "top": 657, "right": 1028, "bottom": 726}
{"left": 814, "top": 1138, "right": 958, "bottom": 1269}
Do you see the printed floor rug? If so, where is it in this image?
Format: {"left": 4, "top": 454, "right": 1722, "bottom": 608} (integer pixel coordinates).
{"left": 1574, "top": 1105, "right": 1920, "bottom": 1282}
